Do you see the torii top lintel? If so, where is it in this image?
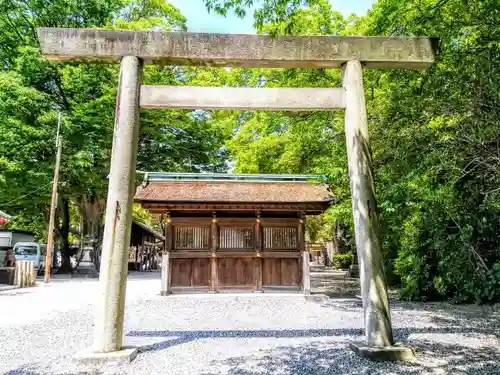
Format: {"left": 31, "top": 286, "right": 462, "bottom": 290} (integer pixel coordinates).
{"left": 36, "top": 28, "right": 437, "bottom": 70}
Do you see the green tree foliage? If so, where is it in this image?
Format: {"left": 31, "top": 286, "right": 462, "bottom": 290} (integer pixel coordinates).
{"left": 362, "top": 0, "right": 500, "bottom": 303}
{"left": 0, "top": 71, "right": 55, "bottom": 228}
{"left": 203, "top": 0, "right": 500, "bottom": 303}
{"left": 0, "top": 0, "right": 228, "bottom": 264}
{"left": 333, "top": 251, "right": 354, "bottom": 270}
{"left": 203, "top": 0, "right": 349, "bottom": 34}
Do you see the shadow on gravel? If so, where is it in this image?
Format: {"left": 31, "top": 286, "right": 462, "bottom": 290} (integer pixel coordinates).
{"left": 198, "top": 339, "right": 500, "bottom": 375}
{"left": 310, "top": 272, "right": 360, "bottom": 298}
{"left": 5, "top": 366, "right": 102, "bottom": 375}
{"left": 128, "top": 328, "right": 363, "bottom": 352}
{"left": 321, "top": 298, "right": 500, "bottom": 338}
{"left": 126, "top": 326, "right": 496, "bottom": 352}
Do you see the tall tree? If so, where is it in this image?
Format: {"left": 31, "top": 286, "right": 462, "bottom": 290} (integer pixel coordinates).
{"left": 203, "top": 0, "right": 500, "bottom": 303}
{"left": 0, "top": 0, "right": 229, "bottom": 271}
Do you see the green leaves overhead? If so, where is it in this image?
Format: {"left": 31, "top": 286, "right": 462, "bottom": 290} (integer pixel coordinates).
{"left": 0, "top": 0, "right": 227, "bottom": 239}
{"left": 204, "top": 0, "right": 353, "bottom": 34}
{"left": 111, "top": 0, "right": 187, "bottom": 31}
{"left": 362, "top": 0, "right": 500, "bottom": 302}
{"left": 201, "top": 0, "right": 500, "bottom": 303}
{"left": 0, "top": 71, "right": 54, "bottom": 191}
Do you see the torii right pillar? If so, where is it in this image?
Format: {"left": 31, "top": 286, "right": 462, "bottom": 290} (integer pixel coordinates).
{"left": 343, "top": 60, "right": 414, "bottom": 361}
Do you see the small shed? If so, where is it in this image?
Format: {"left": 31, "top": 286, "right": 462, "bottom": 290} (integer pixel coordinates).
{"left": 128, "top": 220, "right": 165, "bottom": 271}
{"left": 0, "top": 229, "right": 35, "bottom": 249}
{"left": 134, "top": 172, "right": 333, "bottom": 293}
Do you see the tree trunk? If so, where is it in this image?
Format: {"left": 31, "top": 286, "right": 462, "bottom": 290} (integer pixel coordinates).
{"left": 58, "top": 198, "right": 72, "bottom": 273}
{"left": 321, "top": 245, "right": 331, "bottom": 267}
{"left": 332, "top": 219, "right": 340, "bottom": 255}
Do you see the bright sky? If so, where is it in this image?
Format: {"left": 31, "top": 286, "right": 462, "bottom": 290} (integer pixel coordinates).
{"left": 169, "top": 0, "right": 377, "bottom": 33}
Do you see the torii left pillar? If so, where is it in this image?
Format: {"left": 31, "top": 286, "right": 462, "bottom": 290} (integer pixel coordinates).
{"left": 74, "top": 56, "right": 143, "bottom": 364}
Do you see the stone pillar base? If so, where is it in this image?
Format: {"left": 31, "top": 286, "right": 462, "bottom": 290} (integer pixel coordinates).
{"left": 73, "top": 347, "right": 138, "bottom": 365}
{"left": 349, "top": 342, "right": 415, "bottom": 362}
{"left": 73, "top": 247, "right": 98, "bottom": 278}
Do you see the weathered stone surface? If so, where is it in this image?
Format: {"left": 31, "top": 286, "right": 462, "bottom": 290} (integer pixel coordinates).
{"left": 72, "top": 347, "right": 138, "bottom": 365}
{"left": 343, "top": 60, "right": 394, "bottom": 347}
{"left": 92, "top": 56, "right": 143, "bottom": 353}
{"left": 349, "top": 342, "right": 416, "bottom": 362}
{"left": 140, "top": 86, "right": 346, "bottom": 110}
{"left": 36, "top": 28, "right": 437, "bottom": 69}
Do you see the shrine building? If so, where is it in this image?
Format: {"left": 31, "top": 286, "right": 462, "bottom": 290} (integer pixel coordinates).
{"left": 134, "top": 172, "right": 333, "bottom": 294}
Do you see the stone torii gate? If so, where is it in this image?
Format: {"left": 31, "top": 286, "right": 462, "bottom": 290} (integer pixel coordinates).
{"left": 37, "top": 28, "right": 436, "bottom": 363}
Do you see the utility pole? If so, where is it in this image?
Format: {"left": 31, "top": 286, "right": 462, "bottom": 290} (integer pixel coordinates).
{"left": 44, "top": 110, "right": 62, "bottom": 283}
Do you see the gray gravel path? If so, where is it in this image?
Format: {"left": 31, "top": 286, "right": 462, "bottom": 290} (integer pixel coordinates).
{"left": 1, "top": 273, "right": 500, "bottom": 375}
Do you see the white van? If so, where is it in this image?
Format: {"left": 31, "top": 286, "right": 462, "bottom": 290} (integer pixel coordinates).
{"left": 13, "top": 242, "right": 51, "bottom": 275}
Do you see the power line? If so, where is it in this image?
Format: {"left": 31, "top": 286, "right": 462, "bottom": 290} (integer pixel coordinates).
{"left": 1, "top": 182, "right": 53, "bottom": 207}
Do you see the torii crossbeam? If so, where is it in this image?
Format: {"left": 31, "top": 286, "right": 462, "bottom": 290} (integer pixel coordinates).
{"left": 37, "top": 27, "right": 436, "bottom": 364}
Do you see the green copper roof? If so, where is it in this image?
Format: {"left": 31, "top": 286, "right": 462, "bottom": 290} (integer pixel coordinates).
{"left": 144, "top": 172, "right": 326, "bottom": 183}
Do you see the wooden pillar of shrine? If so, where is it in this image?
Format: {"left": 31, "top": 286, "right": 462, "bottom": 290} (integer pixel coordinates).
{"left": 254, "top": 212, "right": 263, "bottom": 292}
{"left": 210, "top": 212, "right": 218, "bottom": 292}
{"left": 161, "top": 213, "right": 172, "bottom": 296}
{"left": 298, "top": 215, "right": 309, "bottom": 295}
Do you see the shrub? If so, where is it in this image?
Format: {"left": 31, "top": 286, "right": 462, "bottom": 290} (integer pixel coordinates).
{"left": 333, "top": 251, "right": 354, "bottom": 270}
{"left": 480, "top": 263, "right": 500, "bottom": 303}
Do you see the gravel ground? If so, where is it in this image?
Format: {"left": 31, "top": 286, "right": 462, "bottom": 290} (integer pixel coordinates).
{"left": 1, "top": 272, "right": 500, "bottom": 375}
